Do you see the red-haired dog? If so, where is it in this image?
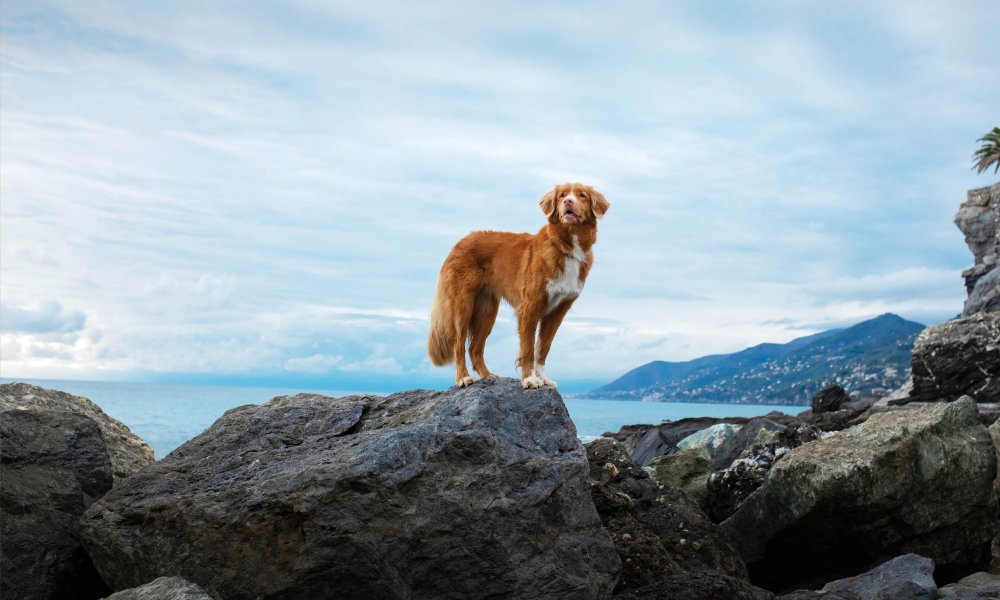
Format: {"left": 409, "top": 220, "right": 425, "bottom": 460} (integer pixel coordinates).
{"left": 428, "top": 183, "right": 610, "bottom": 389}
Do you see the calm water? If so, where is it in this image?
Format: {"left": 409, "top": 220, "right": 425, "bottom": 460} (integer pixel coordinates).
{"left": 2, "top": 378, "right": 791, "bottom": 459}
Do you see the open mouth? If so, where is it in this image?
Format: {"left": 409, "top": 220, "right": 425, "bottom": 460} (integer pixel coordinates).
{"left": 563, "top": 209, "right": 579, "bottom": 224}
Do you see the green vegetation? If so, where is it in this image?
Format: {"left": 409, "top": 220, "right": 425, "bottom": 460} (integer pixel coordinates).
{"left": 973, "top": 127, "right": 1000, "bottom": 174}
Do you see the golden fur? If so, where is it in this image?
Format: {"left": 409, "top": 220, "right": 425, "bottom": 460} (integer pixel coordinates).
{"left": 428, "top": 183, "right": 610, "bottom": 389}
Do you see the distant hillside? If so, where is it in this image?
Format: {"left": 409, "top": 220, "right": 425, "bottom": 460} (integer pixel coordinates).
{"left": 587, "top": 313, "right": 925, "bottom": 405}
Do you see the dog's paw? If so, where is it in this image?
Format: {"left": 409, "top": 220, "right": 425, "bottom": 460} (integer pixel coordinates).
{"left": 480, "top": 372, "right": 500, "bottom": 380}
{"left": 456, "top": 375, "right": 475, "bottom": 388}
{"left": 521, "top": 375, "right": 544, "bottom": 389}
{"left": 542, "top": 377, "right": 558, "bottom": 388}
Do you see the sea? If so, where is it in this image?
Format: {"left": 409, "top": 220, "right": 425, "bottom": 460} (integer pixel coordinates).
{"left": 1, "top": 378, "right": 793, "bottom": 459}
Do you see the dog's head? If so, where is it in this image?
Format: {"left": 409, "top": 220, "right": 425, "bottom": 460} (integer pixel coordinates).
{"left": 539, "top": 183, "right": 610, "bottom": 226}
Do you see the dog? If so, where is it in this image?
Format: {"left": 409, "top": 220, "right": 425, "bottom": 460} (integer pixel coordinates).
{"left": 427, "top": 182, "right": 610, "bottom": 389}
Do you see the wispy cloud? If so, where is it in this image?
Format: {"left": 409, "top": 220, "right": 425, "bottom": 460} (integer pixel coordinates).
{"left": 1, "top": 0, "right": 997, "bottom": 387}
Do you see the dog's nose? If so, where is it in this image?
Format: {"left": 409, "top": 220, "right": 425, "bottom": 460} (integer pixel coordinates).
{"left": 562, "top": 197, "right": 574, "bottom": 206}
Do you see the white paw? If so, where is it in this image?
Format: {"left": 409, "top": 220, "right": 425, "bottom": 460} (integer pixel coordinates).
{"left": 534, "top": 364, "right": 557, "bottom": 388}
{"left": 521, "top": 375, "right": 545, "bottom": 389}
{"left": 456, "top": 376, "right": 475, "bottom": 388}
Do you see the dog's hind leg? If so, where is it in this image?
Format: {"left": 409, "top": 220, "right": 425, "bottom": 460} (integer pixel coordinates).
{"left": 448, "top": 268, "right": 481, "bottom": 388}
{"left": 469, "top": 291, "right": 500, "bottom": 380}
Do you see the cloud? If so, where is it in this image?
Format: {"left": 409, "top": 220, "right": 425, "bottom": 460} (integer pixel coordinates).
{"left": 1, "top": 1, "right": 997, "bottom": 386}
{"left": 1, "top": 301, "right": 87, "bottom": 335}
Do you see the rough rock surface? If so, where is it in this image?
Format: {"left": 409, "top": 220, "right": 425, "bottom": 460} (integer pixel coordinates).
{"left": 677, "top": 423, "right": 742, "bottom": 457}
{"left": 722, "top": 397, "right": 999, "bottom": 591}
{"left": 1, "top": 409, "right": 113, "bottom": 600}
{"left": 821, "top": 554, "right": 937, "bottom": 600}
{"left": 585, "top": 439, "right": 746, "bottom": 595}
{"left": 0, "top": 382, "right": 154, "bottom": 481}
{"left": 624, "top": 417, "right": 749, "bottom": 466}
{"left": 908, "top": 312, "right": 1000, "bottom": 403}
{"left": 79, "top": 378, "right": 619, "bottom": 600}
{"left": 106, "top": 576, "right": 213, "bottom": 600}
{"left": 613, "top": 570, "right": 774, "bottom": 600}
{"left": 967, "top": 266, "right": 1000, "bottom": 316}
{"left": 705, "top": 421, "right": 820, "bottom": 522}
{"left": 956, "top": 182, "right": 1000, "bottom": 314}
{"left": 645, "top": 446, "right": 713, "bottom": 505}
{"left": 811, "top": 385, "right": 851, "bottom": 414}
{"left": 938, "top": 572, "right": 1000, "bottom": 597}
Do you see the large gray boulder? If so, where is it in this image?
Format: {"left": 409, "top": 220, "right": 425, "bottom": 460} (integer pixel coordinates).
{"left": 722, "top": 397, "right": 999, "bottom": 591}
{"left": 1, "top": 409, "right": 113, "bottom": 600}
{"left": 79, "top": 378, "right": 619, "bottom": 600}
{"left": 0, "top": 383, "right": 154, "bottom": 481}
{"left": 908, "top": 312, "right": 1000, "bottom": 403}
{"left": 105, "top": 577, "right": 213, "bottom": 600}
{"left": 820, "top": 554, "right": 937, "bottom": 600}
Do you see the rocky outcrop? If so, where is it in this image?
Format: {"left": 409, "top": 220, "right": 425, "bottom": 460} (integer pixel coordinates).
{"left": 956, "top": 182, "right": 1000, "bottom": 316}
{"left": 0, "top": 383, "right": 154, "bottom": 481}
{"left": 621, "top": 417, "right": 749, "bottom": 466}
{"left": 704, "top": 419, "right": 820, "bottom": 522}
{"left": 645, "top": 446, "right": 713, "bottom": 505}
{"left": 938, "top": 572, "right": 1000, "bottom": 597}
{"left": 908, "top": 312, "right": 1000, "bottom": 403}
{"left": 820, "top": 554, "right": 937, "bottom": 600}
{"left": 79, "top": 378, "right": 619, "bottom": 600}
{"left": 722, "top": 397, "right": 999, "bottom": 591}
{"left": 585, "top": 439, "right": 746, "bottom": 594}
{"left": 1, "top": 409, "right": 113, "bottom": 600}
{"left": 811, "top": 385, "right": 850, "bottom": 413}
{"left": 105, "top": 577, "right": 213, "bottom": 600}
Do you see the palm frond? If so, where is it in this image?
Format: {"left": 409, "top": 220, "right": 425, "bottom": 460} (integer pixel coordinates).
{"left": 973, "top": 127, "right": 1000, "bottom": 174}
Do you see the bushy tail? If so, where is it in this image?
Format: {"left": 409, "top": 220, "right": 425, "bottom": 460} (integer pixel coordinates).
{"left": 427, "top": 276, "right": 453, "bottom": 366}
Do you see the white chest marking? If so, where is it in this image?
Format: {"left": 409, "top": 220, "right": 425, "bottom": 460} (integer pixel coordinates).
{"left": 546, "top": 236, "right": 587, "bottom": 313}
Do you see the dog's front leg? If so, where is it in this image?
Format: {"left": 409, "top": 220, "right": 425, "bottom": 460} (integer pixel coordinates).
{"left": 535, "top": 300, "right": 573, "bottom": 388}
{"left": 517, "top": 306, "right": 544, "bottom": 389}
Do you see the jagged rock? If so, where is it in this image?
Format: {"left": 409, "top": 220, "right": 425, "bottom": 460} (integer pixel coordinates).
{"left": 967, "top": 267, "right": 1000, "bottom": 316}
{"left": 79, "top": 378, "right": 619, "bottom": 600}
{"left": 812, "top": 385, "right": 851, "bottom": 413}
{"left": 645, "top": 446, "right": 713, "bottom": 505}
{"left": 601, "top": 423, "right": 656, "bottom": 455}
{"left": 105, "top": 576, "right": 213, "bottom": 600}
{"left": 908, "top": 312, "right": 1000, "bottom": 403}
{"left": 722, "top": 397, "right": 999, "bottom": 591}
{"left": 585, "top": 439, "right": 746, "bottom": 594}
{"left": 677, "top": 422, "right": 742, "bottom": 458}
{"left": 956, "top": 182, "right": 1000, "bottom": 312}
{"left": 612, "top": 570, "right": 775, "bottom": 600}
{"left": 712, "top": 418, "right": 817, "bottom": 471}
{"left": 705, "top": 422, "right": 820, "bottom": 522}
{"left": 0, "top": 383, "right": 154, "bottom": 481}
{"left": 627, "top": 417, "right": 749, "bottom": 465}
{"left": 821, "top": 554, "right": 937, "bottom": 600}
{"left": 938, "top": 572, "right": 1000, "bottom": 598}
{"left": 1, "top": 409, "right": 113, "bottom": 600}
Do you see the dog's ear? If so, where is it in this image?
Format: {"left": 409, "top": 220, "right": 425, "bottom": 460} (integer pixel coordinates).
{"left": 539, "top": 187, "right": 558, "bottom": 222}
{"left": 590, "top": 189, "right": 610, "bottom": 220}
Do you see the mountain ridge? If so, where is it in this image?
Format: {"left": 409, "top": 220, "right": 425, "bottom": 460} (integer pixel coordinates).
{"left": 586, "top": 313, "right": 924, "bottom": 405}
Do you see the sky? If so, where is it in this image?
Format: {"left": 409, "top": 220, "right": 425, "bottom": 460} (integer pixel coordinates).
{"left": 1, "top": 1, "right": 998, "bottom": 392}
